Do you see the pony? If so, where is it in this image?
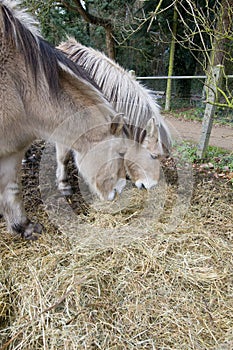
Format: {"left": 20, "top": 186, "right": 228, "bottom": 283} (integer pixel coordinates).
{"left": 0, "top": 1, "right": 126, "bottom": 239}
{"left": 56, "top": 38, "right": 172, "bottom": 193}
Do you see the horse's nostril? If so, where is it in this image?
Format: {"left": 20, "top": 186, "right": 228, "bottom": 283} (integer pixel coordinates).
{"left": 141, "top": 183, "right": 146, "bottom": 189}
{"left": 107, "top": 189, "right": 116, "bottom": 201}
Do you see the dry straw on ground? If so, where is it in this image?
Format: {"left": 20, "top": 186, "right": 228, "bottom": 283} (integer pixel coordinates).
{"left": 0, "top": 159, "right": 233, "bottom": 349}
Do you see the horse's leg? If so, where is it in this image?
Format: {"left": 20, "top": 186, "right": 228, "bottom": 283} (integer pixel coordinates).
{"left": 0, "top": 152, "right": 42, "bottom": 239}
{"left": 55, "top": 143, "right": 73, "bottom": 195}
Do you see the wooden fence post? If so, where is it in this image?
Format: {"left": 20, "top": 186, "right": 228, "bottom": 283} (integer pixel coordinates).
{"left": 197, "top": 65, "right": 224, "bottom": 158}
{"left": 128, "top": 70, "right": 136, "bottom": 78}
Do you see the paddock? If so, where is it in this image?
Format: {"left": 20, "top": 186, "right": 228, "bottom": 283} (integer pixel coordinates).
{"left": 0, "top": 141, "right": 232, "bottom": 350}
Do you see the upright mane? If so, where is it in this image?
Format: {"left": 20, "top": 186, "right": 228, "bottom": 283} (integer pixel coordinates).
{"left": 0, "top": 1, "right": 102, "bottom": 100}
{"left": 59, "top": 37, "right": 172, "bottom": 149}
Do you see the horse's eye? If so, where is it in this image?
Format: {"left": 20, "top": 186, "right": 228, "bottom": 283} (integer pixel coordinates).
{"left": 151, "top": 153, "right": 158, "bottom": 159}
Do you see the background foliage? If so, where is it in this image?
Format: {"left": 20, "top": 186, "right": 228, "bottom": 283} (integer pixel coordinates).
{"left": 21, "top": 0, "right": 233, "bottom": 105}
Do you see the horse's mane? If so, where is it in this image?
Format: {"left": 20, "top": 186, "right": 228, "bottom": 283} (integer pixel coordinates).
{"left": 59, "top": 38, "right": 172, "bottom": 149}
{"left": 0, "top": 1, "right": 101, "bottom": 99}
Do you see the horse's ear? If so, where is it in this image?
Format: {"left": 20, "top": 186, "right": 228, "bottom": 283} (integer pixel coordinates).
{"left": 110, "top": 114, "right": 124, "bottom": 136}
{"left": 145, "top": 117, "right": 158, "bottom": 138}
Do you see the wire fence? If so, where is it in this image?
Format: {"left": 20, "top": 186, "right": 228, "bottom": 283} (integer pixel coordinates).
{"left": 134, "top": 75, "right": 233, "bottom": 125}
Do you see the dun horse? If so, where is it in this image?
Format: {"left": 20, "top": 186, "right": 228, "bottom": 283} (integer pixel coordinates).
{"left": 56, "top": 38, "right": 172, "bottom": 193}
{"left": 0, "top": 1, "right": 126, "bottom": 239}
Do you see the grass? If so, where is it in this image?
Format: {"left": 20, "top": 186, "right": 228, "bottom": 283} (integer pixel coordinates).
{"left": 173, "top": 141, "right": 233, "bottom": 175}
{"left": 169, "top": 106, "right": 204, "bottom": 122}
{"left": 171, "top": 106, "right": 233, "bottom": 125}
{"left": 161, "top": 99, "right": 233, "bottom": 126}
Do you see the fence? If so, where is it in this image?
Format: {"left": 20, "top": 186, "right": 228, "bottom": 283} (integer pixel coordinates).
{"left": 132, "top": 74, "right": 233, "bottom": 125}
{"left": 131, "top": 72, "right": 233, "bottom": 157}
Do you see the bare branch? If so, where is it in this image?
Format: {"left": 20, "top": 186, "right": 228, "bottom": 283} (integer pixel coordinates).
{"left": 61, "top": 0, "right": 112, "bottom": 28}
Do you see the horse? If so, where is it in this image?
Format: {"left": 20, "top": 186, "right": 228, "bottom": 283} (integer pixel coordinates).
{"left": 56, "top": 38, "right": 172, "bottom": 194}
{"left": 0, "top": 1, "right": 127, "bottom": 239}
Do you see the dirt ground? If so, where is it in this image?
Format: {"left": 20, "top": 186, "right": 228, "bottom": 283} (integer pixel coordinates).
{"left": 164, "top": 115, "right": 232, "bottom": 151}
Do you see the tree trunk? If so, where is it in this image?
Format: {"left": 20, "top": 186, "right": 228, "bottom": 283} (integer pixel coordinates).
{"left": 165, "top": 6, "right": 178, "bottom": 111}
{"left": 61, "top": 0, "right": 115, "bottom": 59}
{"left": 106, "top": 27, "right": 115, "bottom": 59}
{"left": 211, "top": 0, "right": 231, "bottom": 66}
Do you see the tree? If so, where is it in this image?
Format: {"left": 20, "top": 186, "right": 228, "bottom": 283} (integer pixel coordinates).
{"left": 175, "top": 0, "right": 233, "bottom": 107}
{"left": 22, "top": 0, "right": 139, "bottom": 60}
{"left": 123, "top": 0, "right": 202, "bottom": 97}
{"left": 22, "top": 0, "right": 91, "bottom": 45}
{"left": 165, "top": 5, "right": 178, "bottom": 111}
{"left": 60, "top": 0, "right": 116, "bottom": 58}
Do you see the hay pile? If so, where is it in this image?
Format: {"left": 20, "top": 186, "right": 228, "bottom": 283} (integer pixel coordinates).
{"left": 0, "top": 153, "right": 233, "bottom": 349}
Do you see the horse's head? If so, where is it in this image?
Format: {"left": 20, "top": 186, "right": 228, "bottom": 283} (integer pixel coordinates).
{"left": 72, "top": 114, "right": 126, "bottom": 201}
{"left": 124, "top": 117, "right": 172, "bottom": 189}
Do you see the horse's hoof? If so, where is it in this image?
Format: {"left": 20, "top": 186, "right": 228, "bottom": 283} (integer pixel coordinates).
{"left": 58, "top": 182, "right": 73, "bottom": 196}
{"left": 12, "top": 221, "right": 43, "bottom": 240}
{"left": 22, "top": 222, "right": 43, "bottom": 240}
{"left": 60, "top": 188, "right": 73, "bottom": 196}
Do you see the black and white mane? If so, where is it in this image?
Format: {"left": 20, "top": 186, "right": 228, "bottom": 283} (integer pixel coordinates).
{"left": 59, "top": 37, "right": 172, "bottom": 151}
